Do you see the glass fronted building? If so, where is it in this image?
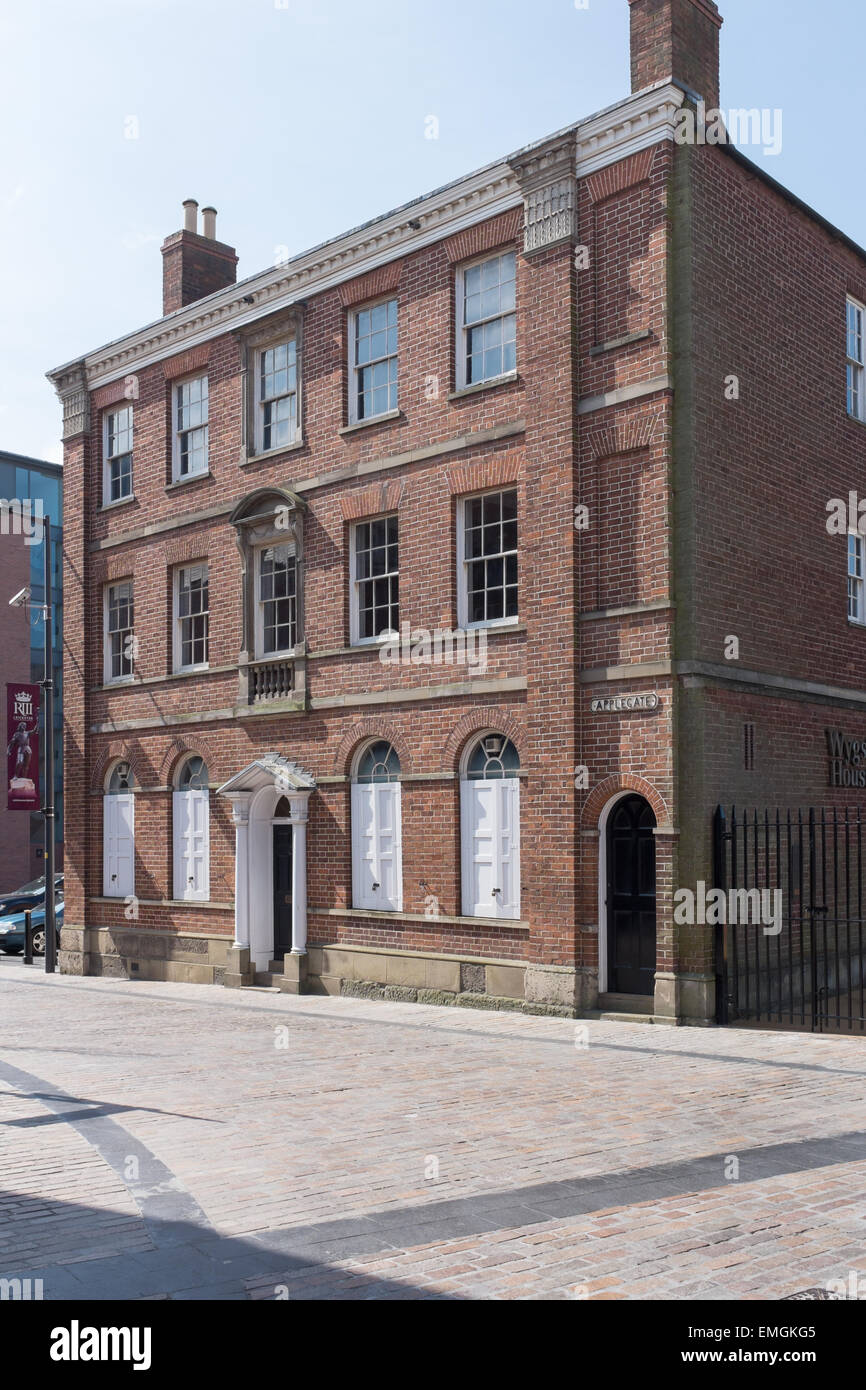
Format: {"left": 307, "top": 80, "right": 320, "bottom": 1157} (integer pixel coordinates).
{"left": 0, "top": 451, "right": 63, "bottom": 890}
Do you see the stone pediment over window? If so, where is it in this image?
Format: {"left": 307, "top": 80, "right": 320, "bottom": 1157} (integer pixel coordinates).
{"left": 230, "top": 486, "right": 307, "bottom": 545}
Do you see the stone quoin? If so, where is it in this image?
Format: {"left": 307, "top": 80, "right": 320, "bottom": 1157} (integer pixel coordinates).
{"left": 47, "top": 0, "right": 866, "bottom": 1023}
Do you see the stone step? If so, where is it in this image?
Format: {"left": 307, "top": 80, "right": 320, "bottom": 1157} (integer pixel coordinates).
{"left": 597, "top": 1011, "right": 660, "bottom": 1025}
{"left": 254, "top": 971, "right": 277, "bottom": 988}
{"left": 598, "top": 993, "right": 654, "bottom": 1015}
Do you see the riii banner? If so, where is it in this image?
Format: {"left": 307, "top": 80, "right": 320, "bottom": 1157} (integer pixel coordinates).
{"left": 6, "top": 682, "right": 40, "bottom": 811}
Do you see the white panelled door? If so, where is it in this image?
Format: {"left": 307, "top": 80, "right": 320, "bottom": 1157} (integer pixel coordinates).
{"left": 173, "top": 790, "right": 210, "bottom": 901}
{"left": 352, "top": 782, "right": 402, "bottom": 911}
{"left": 103, "top": 794, "right": 135, "bottom": 899}
{"left": 461, "top": 778, "right": 521, "bottom": 919}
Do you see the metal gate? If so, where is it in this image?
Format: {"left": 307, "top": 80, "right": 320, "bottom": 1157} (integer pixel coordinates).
{"left": 713, "top": 806, "right": 866, "bottom": 1033}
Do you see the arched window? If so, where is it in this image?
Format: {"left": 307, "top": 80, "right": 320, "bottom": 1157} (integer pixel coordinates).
{"left": 274, "top": 796, "right": 292, "bottom": 819}
{"left": 103, "top": 762, "right": 135, "bottom": 898}
{"left": 107, "top": 761, "right": 135, "bottom": 794}
{"left": 351, "top": 741, "right": 403, "bottom": 911}
{"left": 173, "top": 757, "right": 210, "bottom": 902}
{"left": 355, "top": 740, "right": 402, "bottom": 783}
{"left": 178, "top": 755, "right": 208, "bottom": 790}
{"left": 465, "top": 735, "right": 520, "bottom": 780}
{"left": 460, "top": 734, "right": 521, "bottom": 919}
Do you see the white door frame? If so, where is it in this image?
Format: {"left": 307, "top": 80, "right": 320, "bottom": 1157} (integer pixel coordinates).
{"left": 230, "top": 783, "right": 310, "bottom": 972}
{"left": 596, "top": 790, "right": 636, "bottom": 997}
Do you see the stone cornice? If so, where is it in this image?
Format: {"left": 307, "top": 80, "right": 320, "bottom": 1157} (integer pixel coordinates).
{"left": 48, "top": 84, "right": 685, "bottom": 397}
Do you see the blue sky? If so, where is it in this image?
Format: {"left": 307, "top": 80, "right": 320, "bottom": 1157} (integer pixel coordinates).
{"left": 1, "top": 0, "right": 863, "bottom": 461}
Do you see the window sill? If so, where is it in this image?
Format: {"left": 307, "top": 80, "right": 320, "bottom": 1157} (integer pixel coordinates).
{"left": 311, "top": 905, "right": 530, "bottom": 930}
{"left": 308, "top": 625, "right": 526, "bottom": 661}
{"left": 846, "top": 410, "right": 866, "bottom": 428}
{"left": 99, "top": 495, "right": 137, "bottom": 513}
{"left": 339, "top": 409, "right": 403, "bottom": 436}
{"left": 240, "top": 439, "right": 306, "bottom": 467}
{"left": 89, "top": 896, "right": 232, "bottom": 911}
{"left": 448, "top": 371, "right": 519, "bottom": 402}
{"left": 461, "top": 617, "right": 521, "bottom": 634}
{"left": 166, "top": 471, "right": 212, "bottom": 491}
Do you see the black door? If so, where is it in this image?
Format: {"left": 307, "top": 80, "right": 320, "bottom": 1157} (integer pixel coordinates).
{"left": 273, "top": 826, "right": 293, "bottom": 960}
{"left": 607, "top": 795, "right": 656, "bottom": 996}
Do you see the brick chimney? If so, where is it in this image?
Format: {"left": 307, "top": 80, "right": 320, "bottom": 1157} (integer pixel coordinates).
{"left": 629, "top": 0, "right": 723, "bottom": 111}
{"left": 161, "top": 200, "right": 238, "bottom": 316}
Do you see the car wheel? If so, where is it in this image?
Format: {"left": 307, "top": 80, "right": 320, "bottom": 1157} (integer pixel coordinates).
{"left": 32, "top": 928, "right": 45, "bottom": 957}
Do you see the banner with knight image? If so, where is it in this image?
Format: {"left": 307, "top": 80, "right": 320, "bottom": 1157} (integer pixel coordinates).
{"left": 6, "top": 683, "right": 40, "bottom": 810}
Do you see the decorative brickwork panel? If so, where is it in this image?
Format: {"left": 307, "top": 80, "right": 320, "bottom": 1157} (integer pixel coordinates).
{"left": 443, "top": 210, "right": 523, "bottom": 265}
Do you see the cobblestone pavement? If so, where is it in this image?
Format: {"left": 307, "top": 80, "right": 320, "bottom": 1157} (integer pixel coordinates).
{"left": 1, "top": 958, "right": 865, "bottom": 1300}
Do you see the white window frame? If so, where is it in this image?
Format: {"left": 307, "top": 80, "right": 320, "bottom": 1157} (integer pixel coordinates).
{"left": 849, "top": 531, "right": 866, "bottom": 624}
{"left": 254, "top": 542, "right": 298, "bottom": 659}
{"left": 172, "top": 759, "right": 210, "bottom": 902}
{"left": 349, "top": 297, "right": 399, "bottom": 425}
{"left": 350, "top": 744, "right": 403, "bottom": 914}
{"left": 459, "top": 734, "right": 521, "bottom": 921}
{"left": 172, "top": 373, "right": 209, "bottom": 482}
{"left": 455, "top": 250, "right": 517, "bottom": 391}
{"left": 457, "top": 488, "right": 520, "bottom": 631}
{"left": 847, "top": 297, "right": 865, "bottom": 422}
{"left": 102, "top": 404, "right": 133, "bottom": 506}
{"left": 256, "top": 338, "right": 300, "bottom": 454}
{"left": 173, "top": 564, "right": 210, "bottom": 673}
{"left": 349, "top": 514, "right": 399, "bottom": 647}
{"left": 103, "top": 764, "right": 135, "bottom": 900}
{"left": 103, "top": 581, "right": 135, "bottom": 686}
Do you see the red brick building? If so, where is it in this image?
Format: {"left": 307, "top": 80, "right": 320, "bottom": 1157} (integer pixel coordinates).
{"left": 47, "top": 0, "right": 866, "bottom": 1024}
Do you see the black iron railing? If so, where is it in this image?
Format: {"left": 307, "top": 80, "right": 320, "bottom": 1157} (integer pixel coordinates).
{"left": 714, "top": 805, "right": 866, "bottom": 1034}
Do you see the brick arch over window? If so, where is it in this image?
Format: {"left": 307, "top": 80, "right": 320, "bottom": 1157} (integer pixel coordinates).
{"left": 159, "top": 734, "right": 220, "bottom": 789}
{"left": 582, "top": 775, "right": 671, "bottom": 831}
{"left": 333, "top": 721, "right": 416, "bottom": 779}
{"left": 443, "top": 707, "right": 527, "bottom": 773}
{"left": 90, "top": 740, "right": 149, "bottom": 792}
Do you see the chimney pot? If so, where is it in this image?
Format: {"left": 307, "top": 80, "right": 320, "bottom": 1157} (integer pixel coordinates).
{"left": 162, "top": 202, "right": 237, "bottom": 315}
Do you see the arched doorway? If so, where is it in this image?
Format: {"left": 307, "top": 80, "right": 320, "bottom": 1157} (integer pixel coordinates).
{"left": 606, "top": 794, "right": 657, "bottom": 997}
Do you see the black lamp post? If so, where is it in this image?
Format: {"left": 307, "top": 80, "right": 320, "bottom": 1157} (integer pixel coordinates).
{"left": 41, "top": 513, "right": 57, "bottom": 975}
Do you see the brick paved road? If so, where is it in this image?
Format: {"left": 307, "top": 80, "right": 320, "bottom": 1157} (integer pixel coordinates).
{"left": 1, "top": 958, "right": 864, "bottom": 1300}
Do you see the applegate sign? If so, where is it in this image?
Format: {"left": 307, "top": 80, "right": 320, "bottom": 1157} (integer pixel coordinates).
{"left": 827, "top": 728, "right": 866, "bottom": 788}
{"left": 6, "top": 682, "right": 40, "bottom": 810}
{"left": 591, "top": 693, "right": 660, "bottom": 714}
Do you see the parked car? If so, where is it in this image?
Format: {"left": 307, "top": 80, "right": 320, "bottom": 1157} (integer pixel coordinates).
{"left": 0, "top": 874, "right": 64, "bottom": 919}
{"left": 0, "top": 900, "right": 64, "bottom": 956}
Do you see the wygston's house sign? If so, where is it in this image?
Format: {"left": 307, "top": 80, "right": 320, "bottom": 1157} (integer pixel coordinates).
{"left": 827, "top": 729, "right": 866, "bottom": 787}
{"left": 590, "top": 693, "right": 660, "bottom": 714}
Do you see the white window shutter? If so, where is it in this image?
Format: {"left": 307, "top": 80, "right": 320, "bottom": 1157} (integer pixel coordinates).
{"left": 461, "top": 779, "right": 520, "bottom": 920}
{"left": 104, "top": 794, "right": 135, "bottom": 899}
{"left": 173, "top": 790, "right": 210, "bottom": 902}
{"left": 497, "top": 780, "right": 521, "bottom": 920}
{"left": 352, "top": 783, "right": 402, "bottom": 912}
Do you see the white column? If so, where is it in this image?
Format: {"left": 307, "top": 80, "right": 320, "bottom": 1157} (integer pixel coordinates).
{"left": 231, "top": 797, "right": 252, "bottom": 948}
{"left": 289, "top": 793, "right": 310, "bottom": 955}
